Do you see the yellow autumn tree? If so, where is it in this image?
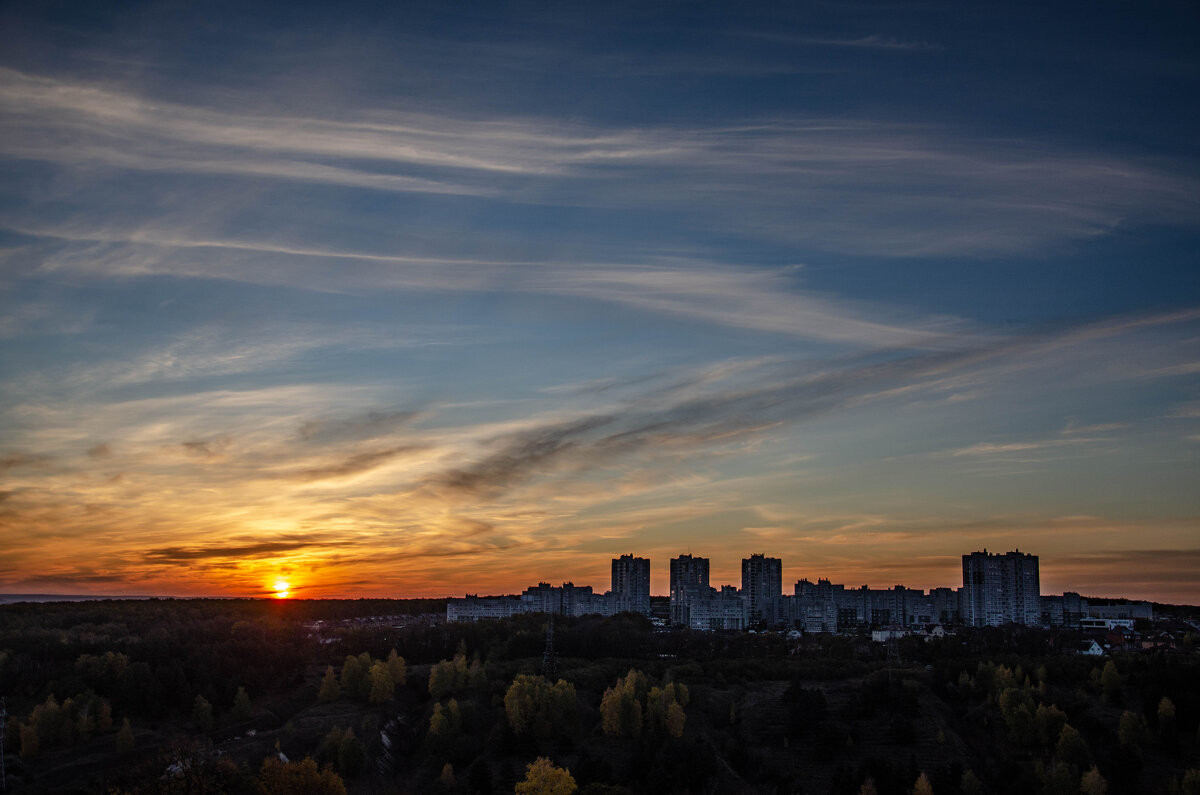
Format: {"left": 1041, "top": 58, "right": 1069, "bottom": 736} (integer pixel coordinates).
{"left": 369, "top": 660, "right": 395, "bottom": 704}
{"left": 258, "top": 756, "right": 347, "bottom": 795}
{"left": 600, "top": 671, "right": 686, "bottom": 738}
{"left": 1080, "top": 765, "right": 1108, "bottom": 795}
{"left": 387, "top": 648, "right": 407, "bottom": 685}
{"left": 319, "top": 665, "right": 340, "bottom": 702}
{"left": 429, "top": 648, "right": 471, "bottom": 700}
{"left": 340, "top": 655, "right": 368, "bottom": 701}
{"left": 515, "top": 757, "right": 576, "bottom": 795}
{"left": 504, "top": 675, "right": 577, "bottom": 738}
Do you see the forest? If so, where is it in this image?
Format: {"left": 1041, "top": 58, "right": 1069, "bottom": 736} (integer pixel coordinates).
{"left": 1, "top": 598, "right": 1199, "bottom": 794}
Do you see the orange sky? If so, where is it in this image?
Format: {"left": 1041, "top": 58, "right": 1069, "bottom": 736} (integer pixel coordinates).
{"left": 2, "top": 2, "right": 1199, "bottom": 607}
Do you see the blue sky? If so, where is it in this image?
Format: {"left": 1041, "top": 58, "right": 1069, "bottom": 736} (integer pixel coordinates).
{"left": 1, "top": 0, "right": 1198, "bottom": 600}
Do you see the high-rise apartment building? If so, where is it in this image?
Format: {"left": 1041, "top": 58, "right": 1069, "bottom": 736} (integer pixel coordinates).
{"left": 961, "top": 549, "right": 1041, "bottom": 626}
{"left": 741, "top": 553, "right": 783, "bottom": 622}
{"left": 611, "top": 554, "right": 651, "bottom": 615}
{"left": 669, "top": 554, "right": 710, "bottom": 625}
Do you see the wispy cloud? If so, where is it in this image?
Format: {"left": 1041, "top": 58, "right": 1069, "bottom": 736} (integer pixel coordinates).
{"left": 287, "top": 445, "right": 426, "bottom": 482}
{"left": 947, "top": 438, "right": 1108, "bottom": 458}
{"left": 0, "top": 229, "right": 954, "bottom": 347}
{"left": 415, "top": 309, "right": 1198, "bottom": 500}
{"left": 143, "top": 537, "right": 346, "bottom": 562}
{"left": 2, "top": 2, "right": 1199, "bottom": 604}
{"left": 4, "top": 67, "right": 1197, "bottom": 262}
{"left": 298, "top": 410, "right": 425, "bottom": 444}
{"left": 1061, "top": 420, "right": 1127, "bottom": 435}
{"left": 2, "top": 306, "right": 1197, "bottom": 597}
{"left": 754, "top": 33, "right": 943, "bottom": 52}
{"left": 540, "top": 266, "right": 956, "bottom": 345}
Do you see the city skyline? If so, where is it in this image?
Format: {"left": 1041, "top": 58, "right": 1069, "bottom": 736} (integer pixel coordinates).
{"left": 2, "top": 1, "right": 1199, "bottom": 603}
{"left": 446, "top": 548, "right": 1159, "bottom": 631}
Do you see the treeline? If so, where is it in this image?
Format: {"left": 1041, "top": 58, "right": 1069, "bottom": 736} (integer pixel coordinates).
{"left": 4, "top": 600, "right": 1200, "bottom": 793}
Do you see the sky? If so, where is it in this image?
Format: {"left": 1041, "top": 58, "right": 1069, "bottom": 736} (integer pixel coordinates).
{"left": 1, "top": 1, "right": 1198, "bottom": 602}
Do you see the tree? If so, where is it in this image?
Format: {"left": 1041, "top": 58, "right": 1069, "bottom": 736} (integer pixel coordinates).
{"left": 1080, "top": 765, "right": 1108, "bottom": 795}
{"left": 504, "top": 675, "right": 577, "bottom": 739}
{"left": 75, "top": 707, "right": 95, "bottom": 741}
{"left": 515, "top": 757, "right": 576, "bottom": 795}
{"left": 1056, "top": 723, "right": 1091, "bottom": 771}
{"left": 1005, "top": 702, "right": 1035, "bottom": 746}
{"left": 599, "top": 681, "right": 642, "bottom": 738}
{"left": 193, "top": 694, "right": 214, "bottom": 732}
{"left": 257, "top": 756, "right": 347, "bottom": 795}
{"left": 1118, "top": 710, "right": 1146, "bottom": 751}
{"left": 429, "top": 652, "right": 469, "bottom": 700}
{"left": 319, "top": 665, "right": 341, "bottom": 702}
{"left": 369, "top": 660, "right": 395, "bottom": 704}
{"left": 1035, "top": 703, "right": 1068, "bottom": 747}
{"left": 318, "top": 725, "right": 345, "bottom": 766}
{"left": 59, "top": 697, "right": 78, "bottom": 746}
{"left": 1041, "top": 761, "right": 1076, "bottom": 795}
{"left": 387, "top": 648, "right": 407, "bottom": 686}
{"left": 913, "top": 771, "right": 933, "bottom": 795}
{"left": 116, "top": 717, "right": 134, "bottom": 753}
{"left": 1181, "top": 769, "right": 1200, "bottom": 795}
{"left": 1158, "top": 696, "right": 1177, "bottom": 744}
{"left": 468, "top": 655, "right": 485, "bottom": 689}
{"left": 19, "top": 723, "right": 38, "bottom": 759}
{"left": 76, "top": 650, "right": 130, "bottom": 691}
{"left": 664, "top": 702, "right": 686, "bottom": 738}
{"left": 30, "top": 694, "right": 61, "bottom": 747}
{"left": 430, "top": 699, "right": 462, "bottom": 742}
{"left": 598, "top": 670, "right": 675, "bottom": 739}
{"left": 1100, "top": 660, "right": 1120, "bottom": 703}
{"left": 232, "top": 686, "right": 252, "bottom": 721}
{"left": 440, "top": 762, "right": 456, "bottom": 787}
{"left": 645, "top": 684, "right": 688, "bottom": 737}
{"left": 341, "top": 655, "right": 368, "bottom": 701}
{"left": 338, "top": 726, "right": 366, "bottom": 777}
{"left": 859, "top": 778, "right": 879, "bottom": 795}
{"left": 960, "top": 770, "right": 985, "bottom": 795}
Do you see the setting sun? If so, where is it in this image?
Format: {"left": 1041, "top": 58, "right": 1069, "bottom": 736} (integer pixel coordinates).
{"left": 272, "top": 579, "right": 291, "bottom": 599}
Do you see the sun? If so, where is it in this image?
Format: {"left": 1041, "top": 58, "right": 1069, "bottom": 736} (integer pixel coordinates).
{"left": 272, "top": 578, "right": 291, "bottom": 599}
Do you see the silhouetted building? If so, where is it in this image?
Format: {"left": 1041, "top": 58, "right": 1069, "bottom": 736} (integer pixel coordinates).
{"left": 1085, "top": 599, "right": 1152, "bottom": 621}
{"left": 611, "top": 554, "right": 651, "bottom": 615}
{"left": 781, "top": 579, "right": 962, "bottom": 631}
{"left": 961, "top": 549, "right": 1040, "bottom": 626}
{"left": 929, "top": 587, "right": 961, "bottom": 625}
{"left": 669, "top": 554, "right": 710, "bottom": 626}
{"left": 448, "top": 581, "right": 608, "bottom": 621}
{"left": 1041, "top": 593, "right": 1151, "bottom": 628}
{"left": 449, "top": 546, "right": 1094, "bottom": 632}
{"left": 446, "top": 594, "right": 525, "bottom": 621}
{"left": 1042, "top": 591, "right": 1084, "bottom": 627}
{"left": 741, "top": 553, "right": 782, "bottom": 623}
{"left": 686, "top": 585, "right": 749, "bottom": 630}
{"left": 790, "top": 578, "right": 841, "bottom": 631}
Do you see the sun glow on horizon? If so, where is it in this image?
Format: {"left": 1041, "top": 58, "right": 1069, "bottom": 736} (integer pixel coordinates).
{"left": 272, "top": 579, "right": 291, "bottom": 599}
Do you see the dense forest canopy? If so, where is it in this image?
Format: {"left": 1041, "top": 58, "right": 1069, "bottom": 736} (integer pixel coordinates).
{"left": 1, "top": 599, "right": 1198, "bottom": 794}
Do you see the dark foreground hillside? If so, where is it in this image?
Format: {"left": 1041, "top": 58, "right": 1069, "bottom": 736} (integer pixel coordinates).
{"left": 1, "top": 599, "right": 1199, "bottom": 794}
